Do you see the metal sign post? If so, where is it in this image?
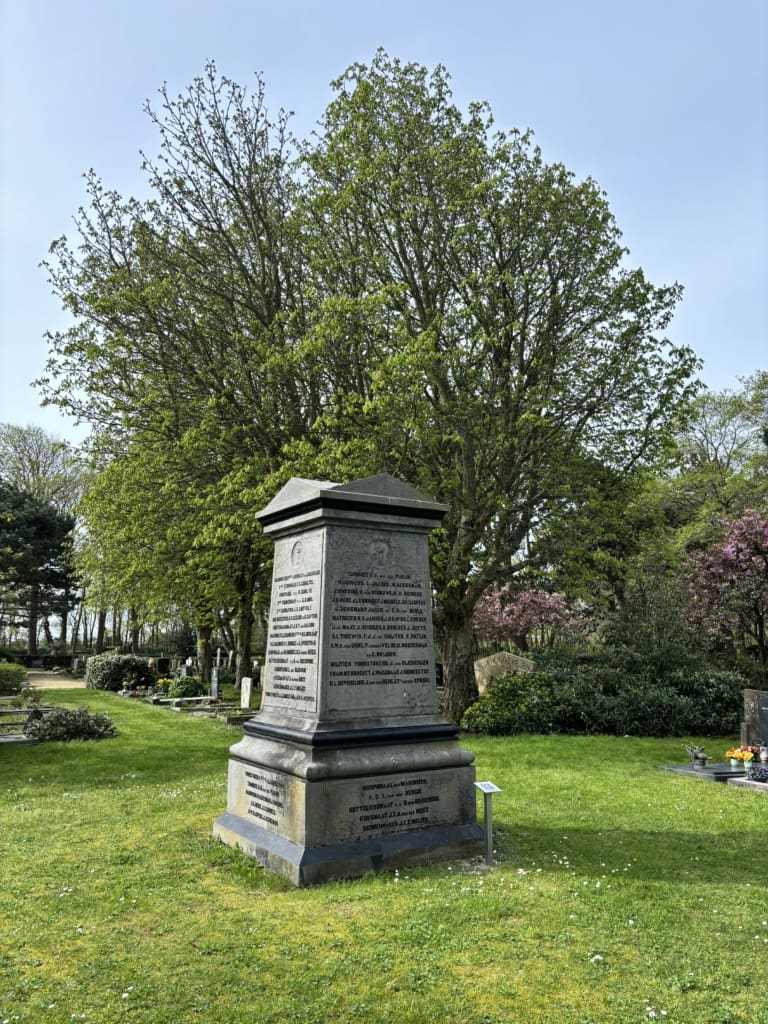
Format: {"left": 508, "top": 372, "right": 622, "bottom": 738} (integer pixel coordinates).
{"left": 474, "top": 781, "right": 501, "bottom": 866}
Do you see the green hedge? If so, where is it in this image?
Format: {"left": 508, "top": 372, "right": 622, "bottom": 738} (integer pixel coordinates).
{"left": 0, "top": 662, "right": 27, "bottom": 694}
{"left": 462, "top": 658, "right": 746, "bottom": 737}
{"left": 85, "top": 654, "right": 155, "bottom": 692}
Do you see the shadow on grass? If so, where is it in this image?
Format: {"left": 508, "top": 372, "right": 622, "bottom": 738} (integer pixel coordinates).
{"left": 493, "top": 818, "right": 767, "bottom": 886}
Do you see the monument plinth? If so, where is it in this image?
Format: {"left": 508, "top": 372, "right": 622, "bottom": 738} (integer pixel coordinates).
{"left": 213, "top": 474, "right": 483, "bottom": 885}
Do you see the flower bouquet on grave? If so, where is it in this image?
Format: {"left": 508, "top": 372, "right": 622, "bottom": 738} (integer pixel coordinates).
{"left": 725, "top": 747, "right": 754, "bottom": 767}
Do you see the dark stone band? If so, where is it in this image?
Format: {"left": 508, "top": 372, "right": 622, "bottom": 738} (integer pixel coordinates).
{"left": 242, "top": 720, "right": 459, "bottom": 748}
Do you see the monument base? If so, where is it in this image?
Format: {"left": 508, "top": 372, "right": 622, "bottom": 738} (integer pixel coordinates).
{"left": 213, "top": 474, "right": 485, "bottom": 885}
{"left": 213, "top": 811, "right": 484, "bottom": 886}
{"left": 213, "top": 731, "right": 484, "bottom": 885}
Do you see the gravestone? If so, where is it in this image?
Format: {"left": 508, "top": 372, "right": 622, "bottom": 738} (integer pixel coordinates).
{"left": 213, "top": 474, "right": 483, "bottom": 885}
{"left": 240, "top": 676, "right": 253, "bottom": 710}
{"left": 740, "top": 689, "right": 768, "bottom": 747}
{"left": 475, "top": 650, "right": 535, "bottom": 696}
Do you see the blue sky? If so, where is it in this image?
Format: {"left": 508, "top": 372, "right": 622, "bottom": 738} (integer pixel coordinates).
{"left": 1, "top": 0, "right": 766, "bottom": 442}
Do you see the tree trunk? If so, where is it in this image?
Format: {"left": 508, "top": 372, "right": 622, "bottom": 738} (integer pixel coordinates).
{"left": 27, "top": 583, "right": 39, "bottom": 657}
{"left": 439, "top": 601, "right": 478, "bottom": 724}
{"left": 95, "top": 608, "right": 107, "bottom": 654}
{"left": 235, "top": 584, "right": 255, "bottom": 690}
{"left": 196, "top": 623, "right": 213, "bottom": 684}
{"left": 129, "top": 608, "right": 140, "bottom": 653}
{"left": 69, "top": 603, "right": 83, "bottom": 656}
{"left": 112, "top": 608, "right": 123, "bottom": 648}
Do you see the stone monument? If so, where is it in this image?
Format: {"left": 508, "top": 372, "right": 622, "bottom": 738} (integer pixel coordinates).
{"left": 741, "top": 689, "right": 768, "bottom": 747}
{"left": 213, "top": 474, "right": 483, "bottom": 885}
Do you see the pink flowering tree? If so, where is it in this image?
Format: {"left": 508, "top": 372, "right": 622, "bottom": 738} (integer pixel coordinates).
{"left": 473, "top": 585, "right": 583, "bottom": 651}
{"left": 685, "top": 510, "right": 768, "bottom": 663}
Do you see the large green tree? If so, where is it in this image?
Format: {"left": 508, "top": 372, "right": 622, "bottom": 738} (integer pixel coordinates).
{"left": 667, "top": 374, "right": 768, "bottom": 546}
{"left": 40, "top": 54, "right": 701, "bottom": 719}
{"left": 299, "top": 53, "right": 700, "bottom": 719}
{"left": 39, "top": 64, "right": 310, "bottom": 681}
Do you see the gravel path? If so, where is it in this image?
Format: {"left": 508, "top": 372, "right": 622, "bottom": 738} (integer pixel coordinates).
{"left": 25, "top": 670, "right": 86, "bottom": 690}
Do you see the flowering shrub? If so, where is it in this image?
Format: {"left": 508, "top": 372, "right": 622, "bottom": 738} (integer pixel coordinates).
{"left": 473, "top": 586, "right": 585, "bottom": 650}
{"left": 686, "top": 510, "right": 768, "bottom": 663}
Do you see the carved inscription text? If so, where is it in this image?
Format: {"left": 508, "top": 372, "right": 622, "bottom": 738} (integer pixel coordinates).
{"left": 265, "top": 569, "right": 320, "bottom": 707}
{"left": 328, "top": 571, "right": 431, "bottom": 688}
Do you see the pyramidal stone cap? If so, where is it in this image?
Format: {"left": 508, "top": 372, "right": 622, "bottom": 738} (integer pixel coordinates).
{"left": 256, "top": 473, "right": 447, "bottom": 532}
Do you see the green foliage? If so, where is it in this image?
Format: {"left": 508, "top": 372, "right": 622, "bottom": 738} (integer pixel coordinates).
{"left": 0, "top": 475, "right": 77, "bottom": 655}
{"left": 85, "top": 653, "right": 155, "bottom": 691}
{"left": 604, "top": 580, "right": 699, "bottom": 665}
{"left": 0, "top": 661, "right": 26, "bottom": 693}
{"left": 462, "top": 656, "right": 745, "bottom": 737}
{"left": 728, "top": 653, "right": 768, "bottom": 689}
{"left": 7, "top": 685, "right": 43, "bottom": 708}
{"left": 38, "top": 55, "right": 701, "bottom": 725}
{"left": 166, "top": 675, "right": 206, "bottom": 698}
{"left": 24, "top": 705, "right": 117, "bottom": 741}
{"left": 214, "top": 667, "right": 235, "bottom": 688}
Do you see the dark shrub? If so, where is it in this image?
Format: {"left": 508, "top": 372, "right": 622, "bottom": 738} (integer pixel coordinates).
{"left": 85, "top": 654, "right": 155, "bottom": 692}
{"left": 461, "top": 672, "right": 553, "bottom": 735}
{"left": 166, "top": 675, "right": 206, "bottom": 698}
{"left": 461, "top": 655, "right": 746, "bottom": 738}
{"left": 0, "top": 662, "right": 26, "bottom": 694}
{"left": 25, "top": 706, "right": 117, "bottom": 742}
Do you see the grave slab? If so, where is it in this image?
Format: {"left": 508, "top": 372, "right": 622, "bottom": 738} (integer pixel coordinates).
{"left": 660, "top": 762, "right": 749, "bottom": 783}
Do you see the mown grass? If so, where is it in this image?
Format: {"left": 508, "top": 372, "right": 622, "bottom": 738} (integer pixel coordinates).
{"left": 1, "top": 690, "right": 766, "bottom": 1024}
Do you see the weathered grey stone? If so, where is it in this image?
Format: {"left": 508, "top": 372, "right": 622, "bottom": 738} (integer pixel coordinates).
{"left": 740, "top": 689, "right": 768, "bottom": 746}
{"left": 727, "top": 776, "right": 768, "bottom": 794}
{"left": 240, "top": 676, "right": 253, "bottom": 710}
{"left": 213, "top": 474, "right": 483, "bottom": 884}
{"left": 475, "top": 650, "right": 535, "bottom": 695}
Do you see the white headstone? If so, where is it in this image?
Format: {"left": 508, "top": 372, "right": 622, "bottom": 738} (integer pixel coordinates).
{"left": 240, "top": 676, "right": 253, "bottom": 710}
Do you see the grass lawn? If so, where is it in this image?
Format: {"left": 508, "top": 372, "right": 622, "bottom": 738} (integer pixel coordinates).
{"left": 1, "top": 690, "right": 766, "bottom": 1024}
